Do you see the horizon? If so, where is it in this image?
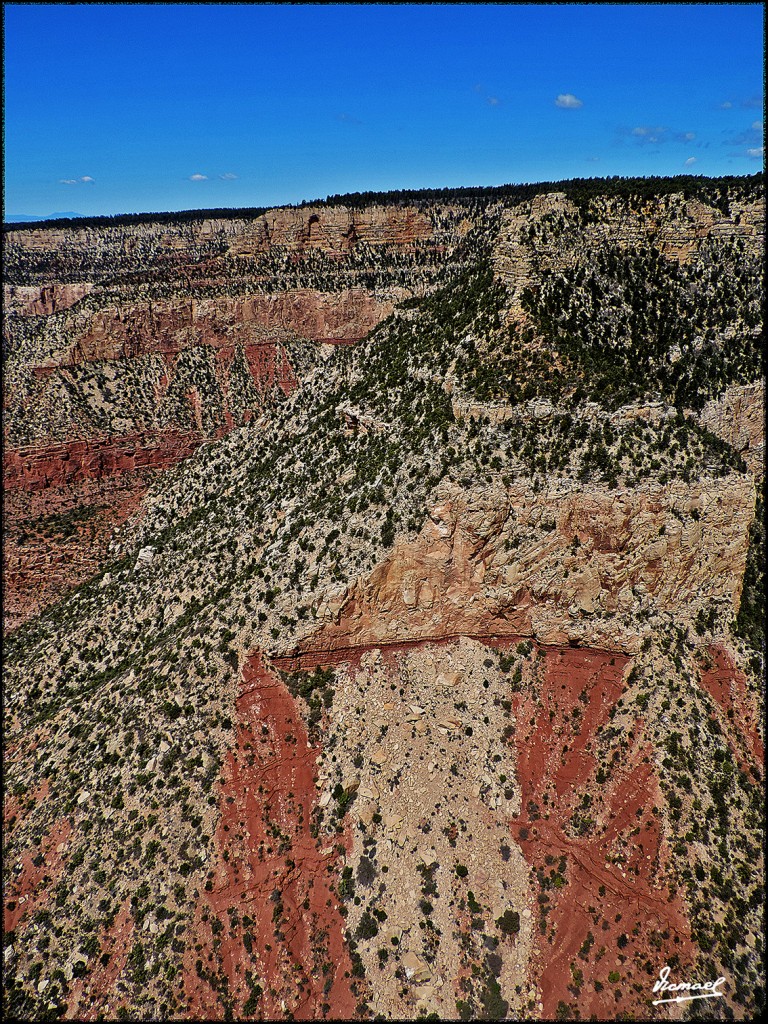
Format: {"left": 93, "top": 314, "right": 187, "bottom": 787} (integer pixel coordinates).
{"left": 3, "top": 168, "right": 764, "bottom": 227}
{"left": 3, "top": 3, "right": 764, "bottom": 219}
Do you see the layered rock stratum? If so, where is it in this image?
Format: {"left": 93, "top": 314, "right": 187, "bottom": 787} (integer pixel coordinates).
{"left": 3, "top": 174, "right": 764, "bottom": 1021}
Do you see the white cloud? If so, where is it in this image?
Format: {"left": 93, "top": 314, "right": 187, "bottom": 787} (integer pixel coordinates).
{"left": 487, "top": 96, "right": 500, "bottom": 107}
{"left": 752, "top": 121, "right": 763, "bottom": 132}
{"left": 219, "top": 172, "right": 238, "bottom": 180}
{"left": 555, "top": 93, "right": 583, "bottom": 109}
{"left": 682, "top": 132, "right": 695, "bottom": 142}
{"left": 684, "top": 157, "right": 697, "bottom": 167}
{"left": 719, "top": 101, "right": 733, "bottom": 109}
{"left": 79, "top": 175, "right": 95, "bottom": 183}
{"left": 59, "top": 178, "right": 77, "bottom": 185}
{"left": 188, "top": 173, "right": 208, "bottom": 182}
{"left": 747, "top": 147, "right": 764, "bottom": 158}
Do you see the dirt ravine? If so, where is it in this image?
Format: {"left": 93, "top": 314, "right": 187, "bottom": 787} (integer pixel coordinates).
{"left": 181, "top": 652, "right": 356, "bottom": 1020}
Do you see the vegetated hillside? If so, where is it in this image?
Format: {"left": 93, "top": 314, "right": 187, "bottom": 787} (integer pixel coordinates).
{"left": 3, "top": 175, "right": 765, "bottom": 1022}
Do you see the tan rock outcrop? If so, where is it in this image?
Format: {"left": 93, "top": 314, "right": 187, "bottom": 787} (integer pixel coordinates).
{"left": 218, "top": 204, "right": 434, "bottom": 255}
{"left": 494, "top": 192, "right": 766, "bottom": 305}
{"left": 310, "top": 475, "right": 755, "bottom": 654}
{"left": 5, "top": 203, "right": 434, "bottom": 261}
{"left": 3, "top": 282, "right": 94, "bottom": 316}
{"left": 699, "top": 380, "right": 764, "bottom": 477}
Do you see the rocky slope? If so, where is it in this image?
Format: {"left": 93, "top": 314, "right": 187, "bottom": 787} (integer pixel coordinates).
{"left": 3, "top": 174, "right": 764, "bottom": 1021}
{"left": 3, "top": 201, "right": 467, "bottom": 628}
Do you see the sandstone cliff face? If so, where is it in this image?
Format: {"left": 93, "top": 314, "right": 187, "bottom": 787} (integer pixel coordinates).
{"left": 43, "top": 288, "right": 406, "bottom": 367}
{"left": 219, "top": 203, "right": 434, "bottom": 255}
{"left": 3, "top": 282, "right": 94, "bottom": 316}
{"left": 310, "top": 476, "right": 755, "bottom": 654}
{"left": 494, "top": 192, "right": 765, "bottom": 305}
{"left": 699, "top": 380, "right": 765, "bottom": 477}
{"left": 4, "top": 203, "right": 436, "bottom": 270}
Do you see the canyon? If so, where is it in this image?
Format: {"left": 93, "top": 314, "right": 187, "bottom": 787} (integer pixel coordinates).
{"left": 3, "top": 175, "right": 764, "bottom": 1021}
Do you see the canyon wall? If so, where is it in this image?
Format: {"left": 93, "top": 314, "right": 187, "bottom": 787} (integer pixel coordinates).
{"left": 309, "top": 476, "right": 755, "bottom": 655}
{"left": 3, "top": 430, "right": 206, "bottom": 492}
{"left": 699, "top": 380, "right": 765, "bottom": 477}
{"left": 36, "top": 288, "right": 407, "bottom": 369}
{"left": 494, "top": 192, "right": 765, "bottom": 303}
{"left": 3, "top": 282, "right": 94, "bottom": 316}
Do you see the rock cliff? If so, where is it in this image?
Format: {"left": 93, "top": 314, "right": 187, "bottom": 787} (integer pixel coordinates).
{"left": 699, "top": 380, "right": 765, "bottom": 477}
{"left": 308, "top": 476, "right": 755, "bottom": 655}
{"left": 3, "top": 282, "right": 94, "bottom": 316}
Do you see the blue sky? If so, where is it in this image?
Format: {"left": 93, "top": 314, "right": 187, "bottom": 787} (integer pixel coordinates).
{"left": 3, "top": 3, "right": 764, "bottom": 217}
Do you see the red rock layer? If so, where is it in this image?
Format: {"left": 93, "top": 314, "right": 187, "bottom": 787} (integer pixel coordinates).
{"left": 241, "top": 342, "right": 296, "bottom": 398}
{"left": 3, "top": 470, "right": 159, "bottom": 632}
{"left": 36, "top": 290, "right": 392, "bottom": 369}
{"left": 3, "top": 430, "right": 205, "bottom": 492}
{"left": 508, "top": 645, "right": 695, "bottom": 1019}
{"left": 181, "top": 652, "right": 356, "bottom": 1021}
{"left": 271, "top": 631, "right": 529, "bottom": 672}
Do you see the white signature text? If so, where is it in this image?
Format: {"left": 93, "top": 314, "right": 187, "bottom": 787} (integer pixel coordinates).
{"left": 651, "top": 965, "right": 726, "bottom": 1005}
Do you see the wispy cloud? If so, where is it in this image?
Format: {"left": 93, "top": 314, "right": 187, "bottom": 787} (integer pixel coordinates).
{"left": 631, "top": 125, "right": 667, "bottom": 144}
{"left": 747, "top": 147, "right": 764, "bottom": 159}
{"left": 79, "top": 175, "right": 95, "bottom": 183}
{"left": 219, "top": 172, "right": 238, "bottom": 180}
{"left": 472, "top": 85, "right": 502, "bottom": 108}
{"left": 721, "top": 122, "right": 764, "bottom": 147}
{"left": 684, "top": 157, "right": 697, "bottom": 167}
{"left": 60, "top": 175, "right": 94, "bottom": 185}
{"left": 59, "top": 179, "right": 78, "bottom": 185}
{"left": 337, "top": 113, "right": 363, "bottom": 125}
{"left": 628, "top": 126, "right": 696, "bottom": 146}
{"left": 555, "top": 93, "right": 583, "bottom": 109}
{"left": 188, "top": 173, "right": 208, "bottom": 182}
{"left": 721, "top": 96, "right": 763, "bottom": 110}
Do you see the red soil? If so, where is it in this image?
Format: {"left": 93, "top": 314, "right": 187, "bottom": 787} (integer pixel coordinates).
{"left": 65, "top": 899, "right": 134, "bottom": 1021}
{"left": 182, "top": 652, "right": 356, "bottom": 1021}
{"left": 4, "top": 819, "right": 72, "bottom": 933}
{"left": 3, "top": 780, "right": 49, "bottom": 831}
{"left": 243, "top": 342, "right": 297, "bottom": 397}
{"left": 508, "top": 645, "right": 696, "bottom": 1019}
{"left": 698, "top": 644, "right": 764, "bottom": 771}
{"left": 3, "top": 470, "right": 158, "bottom": 632}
